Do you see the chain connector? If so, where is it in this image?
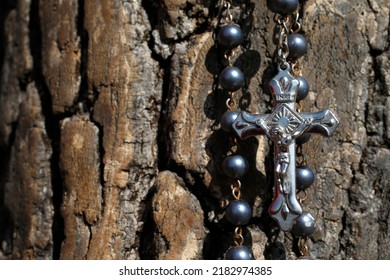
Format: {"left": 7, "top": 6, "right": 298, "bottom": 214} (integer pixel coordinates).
{"left": 224, "top": 49, "right": 236, "bottom": 66}
{"left": 297, "top": 100, "right": 303, "bottom": 113}
{"left": 297, "top": 190, "right": 308, "bottom": 203}
{"left": 298, "top": 237, "right": 309, "bottom": 256}
{"left": 290, "top": 12, "right": 301, "bottom": 34}
{"left": 226, "top": 97, "right": 238, "bottom": 110}
{"left": 230, "top": 179, "right": 242, "bottom": 200}
{"left": 233, "top": 226, "right": 244, "bottom": 246}
{"left": 296, "top": 145, "right": 307, "bottom": 165}
{"left": 292, "top": 61, "right": 303, "bottom": 76}
{"left": 224, "top": 0, "right": 234, "bottom": 24}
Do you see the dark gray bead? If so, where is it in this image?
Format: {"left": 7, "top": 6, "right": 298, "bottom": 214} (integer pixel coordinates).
{"left": 222, "top": 155, "right": 249, "bottom": 178}
{"left": 221, "top": 110, "right": 240, "bottom": 133}
{"left": 296, "top": 133, "right": 311, "bottom": 145}
{"left": 225, "top": 200, "right": 251, "bottom": 225}
{"left": 296, "top": 166, "right": 315, "bottom": 190}
{"left": 226, "top": 246, "right": 253, "bottom": 260}
{"left": 287, "top": 34, "right": 308, "bottom": 58}
{"left": 219, "top": 66, "right": 245, "bottom": 92}
{"left": 267, "top": 0, "right": 298, "bottom": 14}
{"left": 296, "top": 76, "right": 310, "bottom": 102}
{"left": 217, "top": 24, "right": 244, "bottom": 49}
{"left": 292, "top": 211, "right": 316, "bottom": 237}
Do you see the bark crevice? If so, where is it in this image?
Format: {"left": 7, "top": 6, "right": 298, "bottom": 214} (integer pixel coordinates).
{"left": 28, "top": 0, "right": 65, "bottom": 259}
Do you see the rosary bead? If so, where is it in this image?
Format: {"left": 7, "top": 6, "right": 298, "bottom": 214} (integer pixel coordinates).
{"left": 292, "top": 211, "right": 316, "bottom": 236}
{"left": 287, "top": 34, "right": 308, "bottom": 58}
{"left": 219, "top": 66, "right": 245, "bottom": 92}
{"left": 217, "top": 24, "right": 244, "bottom": 49}
{"left": 296, "top": 76, "right": 310, "bottom": 102}
{"left": 221, "top": 110, "right": 240, "bottom": 133}
{"left": 267, "top": 0, "right": 298, "bottom": 15}
{"left": 225, "top": 200, "right": 252, "bottom": 225}
{"left": 226, "top": 246, "right": 253, "bottom": 260}
{"left": 296, "top": 133, "right": 311, "bottom": 145}
{"left": 296, "top": 166, "right": 315, "bottom": 190}
{"left": 222, "top": 155, "right": 249, "bottom": 178}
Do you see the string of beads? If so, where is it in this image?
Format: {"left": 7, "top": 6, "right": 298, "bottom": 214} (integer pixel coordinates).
{"left": 216, "top": 0, "right": 253, "bottom": 260}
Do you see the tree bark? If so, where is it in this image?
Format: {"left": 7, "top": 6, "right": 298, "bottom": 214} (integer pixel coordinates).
{"left": 0, "top": 0, "right": 389, "bottom": 260}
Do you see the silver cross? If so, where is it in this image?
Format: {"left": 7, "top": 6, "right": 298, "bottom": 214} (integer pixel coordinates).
{"left": 232, "top": 65, "right": 339, "bottom": 231}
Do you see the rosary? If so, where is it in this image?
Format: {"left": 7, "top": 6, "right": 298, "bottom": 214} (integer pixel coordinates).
{"left": 212, "top": 0, "right": 339, "bottom": 259}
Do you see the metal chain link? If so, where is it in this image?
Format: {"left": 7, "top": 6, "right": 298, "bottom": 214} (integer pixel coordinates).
{"left": 298, "top": 237, "right": 309, "bottom": 257}
{"left": 275, "top": 12, "right": 303, "bottom": 68}
{"left": 231, "top": 179, "right": 242, "bottom": 200}
{"left": 233, "top": 226, "right": 244, "bottom": 246}
{"left": 276, "top": 16, "right": 290, "bottom": 67}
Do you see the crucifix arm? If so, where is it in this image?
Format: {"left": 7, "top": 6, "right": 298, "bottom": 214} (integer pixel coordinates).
{"left": 232, "top": 111, "right": 269, "bottom": 139}
{"left": 291, "top": 117, "right": 313, "bottom": 139}
{"left": 300, "top": 109, "right": 339, "bottom": 136}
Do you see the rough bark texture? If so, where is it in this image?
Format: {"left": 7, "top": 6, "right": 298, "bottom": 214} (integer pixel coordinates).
{"left": 0, "top": 0, "right": 389, "bottom": 260}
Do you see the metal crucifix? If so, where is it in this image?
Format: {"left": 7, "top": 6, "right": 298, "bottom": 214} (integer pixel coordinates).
{"left": 232, "top": 65, "right": 339, "bottom": 231}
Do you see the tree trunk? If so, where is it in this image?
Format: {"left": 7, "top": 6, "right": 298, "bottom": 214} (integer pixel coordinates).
{"left": 0, "top": 0, "right": 389, "bottom": 260}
